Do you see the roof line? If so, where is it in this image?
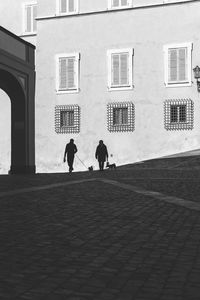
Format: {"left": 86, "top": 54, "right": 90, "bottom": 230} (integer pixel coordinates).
{"left": 36, "top": 0, "right": 200, "bottom": 21}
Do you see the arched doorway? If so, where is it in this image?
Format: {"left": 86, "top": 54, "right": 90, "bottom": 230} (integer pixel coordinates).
{"left": 0, "top": 26, "right": 35, "bottom": 174}
{"left": 0, "top": 89, "right": 11, "bottom": 174}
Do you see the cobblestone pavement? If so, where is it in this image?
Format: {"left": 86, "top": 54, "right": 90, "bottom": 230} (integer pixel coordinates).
{"left": 0, "top": 157, "right": 200, "bottom": 300}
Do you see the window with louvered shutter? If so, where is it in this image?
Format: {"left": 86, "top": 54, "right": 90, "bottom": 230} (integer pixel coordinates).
{"left": 60, "top": 0, "right": 67, "bottom": 13}
{"left": 59, "top": 0, "right": 76, "bottom": 13}
{"left": 110, "top": 0, "right": 130, "bottom": 8}
{"left": 57, "top": 53, "right": 79, "bottom": 93}
{"left": 59, "top": 57, "right": 75, "bottom": 90}
{"left": 168, "top": 48, "right": 187, "bottom": 82}
{"left": 24, "top": 3, "right": 37, "bottom": 33}
{"left": 33, "top": 5, "right": 37, "bottom": 32}
{"left": 109, "top": 49, "right": 132, "bottom": 89}
{"left": 164, "top": 43, "right": 192, "bottom": 87}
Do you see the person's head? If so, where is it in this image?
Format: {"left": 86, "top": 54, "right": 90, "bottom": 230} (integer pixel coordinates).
{"left": 70, "top": 138, "right": 74, "bottom": 143}
{"left": 99, "top": 140, "right": 103, "bottom": 145}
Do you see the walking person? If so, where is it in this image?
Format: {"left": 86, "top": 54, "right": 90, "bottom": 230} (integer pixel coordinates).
{"left": 63, "top": 138, "right": 77, "bottom": 173}
{"left": 95, "top": 140, "right": 108, "bottom": 171}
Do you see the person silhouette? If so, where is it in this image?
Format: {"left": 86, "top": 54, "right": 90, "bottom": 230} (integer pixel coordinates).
{"left": 95, "top": 140, "right": 108, "bottom": 171}
{"left": 63, "top": 138, "right": 77, "bottom": 173}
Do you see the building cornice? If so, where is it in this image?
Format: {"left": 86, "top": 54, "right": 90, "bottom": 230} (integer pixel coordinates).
{"left": 36, "top": 0, "right": 200, "bottom": 21}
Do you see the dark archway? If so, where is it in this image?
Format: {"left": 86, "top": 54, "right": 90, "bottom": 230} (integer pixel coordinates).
{"left": 0, "top": 26, "right": 35, "bottom": 174}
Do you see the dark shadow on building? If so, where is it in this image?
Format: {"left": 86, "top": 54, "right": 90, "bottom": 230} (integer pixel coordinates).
{"left": 0, "top": 26, "right": 35, "bottom": 174}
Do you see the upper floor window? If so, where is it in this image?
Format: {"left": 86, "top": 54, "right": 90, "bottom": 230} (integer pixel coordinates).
{"left": 57, "top": 0, "right": 78, "bottom": 14}
{"left": 108, "top": 0, "right": 132, "bottom": 9}
{"left": 164, "top": 43, "right": 192, "bottom": 87}
{"left": 56, "top": 53, "right": 80, "bottom": 93}
{"left": 23, "top": 2, "right": 37, "bottom": 34}
{"left": 107, "top": 49, "right": 133, "bottom": 90}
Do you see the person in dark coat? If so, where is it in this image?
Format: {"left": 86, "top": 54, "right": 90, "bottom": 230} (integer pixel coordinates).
{"left": 95, "top": 140, "right": 108, "bottom": 171}
{"left": 63, "top": 139, "right": 77, "bottom": 173}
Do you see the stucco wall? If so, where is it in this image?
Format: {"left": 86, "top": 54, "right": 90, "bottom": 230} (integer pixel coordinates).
{"left": 35, "top": 1, "right": 200, "bottom": 173}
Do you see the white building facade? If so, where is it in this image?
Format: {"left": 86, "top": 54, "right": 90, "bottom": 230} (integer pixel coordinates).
{"left": 1, "top": 0, "right": 200, "bottom": 173}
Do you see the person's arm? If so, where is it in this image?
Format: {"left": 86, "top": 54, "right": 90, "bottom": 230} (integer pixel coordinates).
{"left": 74, "top": 145, "right": 78, "bottom": 154}
{"left": 63, "top": 145, "right": 67, "bottom": 162}
{"left": 105, "top": 146, "right": 108, "bottom": 161}
{"left": 95, "top": 146, "right": 98, "bottom": 159}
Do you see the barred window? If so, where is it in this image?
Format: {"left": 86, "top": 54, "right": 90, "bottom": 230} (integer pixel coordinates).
{"left": 164, "top": 99, "right": 193, "bottom": 130}
{"left": 55, "top": 105, "right": 80, "bottom": 134}
{"left": 107, "top": 102, "right": 134, "bottom": 132}
{"left": 60, "top": 110, "right": 74, "bottom": 127}
{"left": 113, "top": 107, "right": 128, "bottom": 125}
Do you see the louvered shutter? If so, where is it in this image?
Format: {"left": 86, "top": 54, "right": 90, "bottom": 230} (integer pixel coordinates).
{"left": 112, "top": 54, "right": 120, "bottom": 86}
{"left": 120, "top": 53, "right": 128, "bottom": 85}
{"left": 113, "top": 0, "right": 119, "bottom": 7}
{"left": 179, "top": 48, "right": 187, "bottom": 81}
{"left": 59, "top": 58, "right": 67, "bottom": 90}
{"left": 60, "top": 0, "right": 67, "bottom": 13}
{"left": 168, "top": 49, "right": 177, "bottom": 82}
{"left": 67, "top": 58, "right": 75, "bottom": 89}
{"left": 68, "top": 0, "right": 75, "bottom": 12}
{"left": 121, "top": 0, "right": 128, "bottom": 6}
{"left": 25, "top": 5, "right": 32, "bottom": 32}
{"left": 33, "top": 5, "right": 37, "bottom": 32}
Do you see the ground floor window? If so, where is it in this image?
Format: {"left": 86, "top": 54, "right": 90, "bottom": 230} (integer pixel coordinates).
{"left": 55, "top": 105, "right": 80, "bottom": 133}
{"left": 164, "top": 99, "right": 193, "bottom": 130}
{"left": 107, "top": 102, "right": 134, "bottom": 132}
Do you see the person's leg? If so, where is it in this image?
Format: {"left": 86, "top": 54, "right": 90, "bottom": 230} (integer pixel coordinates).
{"left": 67, "top": 156, "right": 74, "bottom": 172}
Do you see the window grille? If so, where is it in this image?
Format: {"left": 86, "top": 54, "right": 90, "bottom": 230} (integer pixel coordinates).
{"left": 107, "top": 102, "right": 134, "bottom": 132}
{"left": 164, "top": 99, "right": 193, "bottom": 130}
{"left": 55, "top": 105, "right": 80, "bottom": 134}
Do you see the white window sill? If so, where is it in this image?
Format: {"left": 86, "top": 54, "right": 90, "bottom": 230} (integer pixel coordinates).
{"left": 56, "top": 89, "right": 80, "bottom": 94}
{"left": 108, "top": 86, "right": 133, "bottom": 91}
{"left": 165, "top": 82, "right": 192, "bottom": 88}
{"left": 55, "top": 11, "right": 78, "bottom": 16}
{"left": 21, "top": 32, "right": 37, "bottom": 37}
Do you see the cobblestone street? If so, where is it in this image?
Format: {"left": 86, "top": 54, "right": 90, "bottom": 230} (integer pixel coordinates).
{"left": 0, "top": 155, "right": 200, "bottom": 300}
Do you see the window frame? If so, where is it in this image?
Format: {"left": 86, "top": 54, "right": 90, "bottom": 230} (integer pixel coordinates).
{"left": 163, "top": 42, "right": 192, "bottom": 87}
{"left": 22, "top": 1, "right": 37, "bottom": 35}
{"left": 107, "top": 102, "right": 135, "bottom": 132}
{"left": 108, "top": 0, "right": 132, "bottom": 10}
{"left": 55, "top": 53, "right": 80, "bottom": 94}
{"left": 55, "top": 105, "right": 80, "bottom": 134}
{"left": 56, "top": 0, "right": 79, "bottom": 15}
{"left": 164, "top": 99, "right": 194, "bottom": 131}
{"left": 107, "top": 48, "right": 134, "bottom": 91}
